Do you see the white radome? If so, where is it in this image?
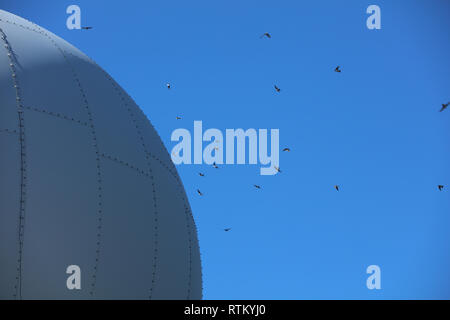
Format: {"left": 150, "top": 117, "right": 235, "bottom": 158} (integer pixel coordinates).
{"left": 0, "top": 10, "right": 202, "bottom": 299}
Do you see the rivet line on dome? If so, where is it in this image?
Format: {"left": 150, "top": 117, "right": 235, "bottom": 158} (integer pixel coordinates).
{"left": 23, "top": 106, "right": 89, "bottom": 126}
{"left": 0, "top": 128, "right": 19, "bottom": 135}
{"left": 0, "top": 27, "right": 28, "bottom": 300}
{"left": 171, "top": 174, "right": 196, "bottom": 299}
{"left": 100, "top": 153, "right": 150, "bottom": 177}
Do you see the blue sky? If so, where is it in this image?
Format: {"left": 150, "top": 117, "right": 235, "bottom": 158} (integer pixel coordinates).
{"left": 2, "top": 0, "right": 449, "bottom": 299}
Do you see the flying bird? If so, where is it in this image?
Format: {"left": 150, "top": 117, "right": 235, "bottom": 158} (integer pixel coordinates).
{"left": 212, "top": 162, "right": 219, "bottom": 169}
{"left": 81, "top": 26, "right": 93, "bottom": 30}
{"left": 224, "top": 228, "right": 232, "bottom": 232}
{"left": 438, "top": 185, "right": 444, "bottom": 191}
{"left": 282, "top": 148, "right": 290, "bottom": 152}
{"left": 440, "top": 102, "right": 449, "bottom": 112}
{"left": 274, "top": 166, "right": 281, "bottom": 173}
{"left": 175, "top": 116, "right": 181, "bottom": 120}
{"left": 166, "top": 83, "right": 171, "bottom": 89}
{"left": 334, "top": 66, "right": 341, "bottom": 73}
{"left": 199, "top": 173, "right": 205, "bottom": 177}
{"left": 254, "top": 185, "right": 261, "bottom": 189}
{"left": 335, "top": 185, "right": 339, "bottom": 191}
{"left": 260, "top": 32, "right": 271, "bottom": 39}
{"left": 274, "top": 85, "right": 281, "bottom": 93}
{"left": 197, "top": 189, "right": 203, "bottom": 196}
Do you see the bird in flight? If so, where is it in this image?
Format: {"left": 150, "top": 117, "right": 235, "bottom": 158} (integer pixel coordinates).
{"left": 197, "top": 189, "right": 203, "bottom": 196}
{"left": 274, "top": 166, "right": 281, "bottom": 173}
{"left": 260, "top": 32, "right": 271, "bottom": 39}
{"left": 334, "top": 66, "right": 341, "bottom": 73}
{"left": 274, "top": 85, "right": 281, "bottom": 93}
{"left": 199, "top": 173, "right": 205, "bottom": 177}
{"left": 166, "top": 83, "right": 171, "bottom": 89}
{"left": 81, "top": 26, "right": 93, "bottom": 30}
{"left": 254, "top": 185, "right": 261, "bottom": 189}
{"left": 438, "top": 185, "right": 444, "bottom": 191}
{"left": 283, "top": 148, "right": 290, "bottom": 152}
{"left": 212, "top": 162, "right": 219, "bottom": 169}
{"left": 224, "top": 228, "right": 232, "bottom": 232}
{"left": 335, "top": 185, "right": 340, "bottom": 191}
{"left": 439, "top": 102, "right": 449, "bottom": 112}
{"left": 176, "top": 116, "right": 181, "bottom": 120}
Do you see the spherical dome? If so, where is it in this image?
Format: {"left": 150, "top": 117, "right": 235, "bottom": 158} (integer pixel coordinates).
{"left": 0, "top": 10, "right": 202, "bottom": 299}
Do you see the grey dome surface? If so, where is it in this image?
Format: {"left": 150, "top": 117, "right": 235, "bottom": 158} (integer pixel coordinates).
{"left": 0, "top": 10, "right": 202, "bottom": 299}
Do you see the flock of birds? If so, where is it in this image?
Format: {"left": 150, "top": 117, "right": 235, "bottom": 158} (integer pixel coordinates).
{"left": 162, "top": 32, "right": 449, "bottom": 232}
{"left": 82, "top": 26, "right": 448, "bottom": 231}
{"left": 77, "top": 25, "right": 450, "bottom": 231}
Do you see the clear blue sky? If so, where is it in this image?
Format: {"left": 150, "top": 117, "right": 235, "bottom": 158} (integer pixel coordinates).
{"left": 2, "top": 0, "right": 449, "bottom": 299}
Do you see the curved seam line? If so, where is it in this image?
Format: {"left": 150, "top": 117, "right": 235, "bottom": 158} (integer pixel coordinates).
{"left": 0, "top": 128, "right": 19, "bottom": 135}
{"left": 160, "top": 163, "right": 200, "bottom": 299}
{"left": 100, "top": 151, "right": 179, "bottom": 184}
{"left": 100, "top": 153, "right": 150, "bottom": 177}
{"left": 23, "top": 105, "right": 89, "bottom": 126}
{"left": 183, "top": 200, "right": 193, "bottom": 299}
{"left": 0, "top": 18, "right": 41, "bottom": 34}
{"left": 0, "top": 27, "right": 27, "bottom": 300}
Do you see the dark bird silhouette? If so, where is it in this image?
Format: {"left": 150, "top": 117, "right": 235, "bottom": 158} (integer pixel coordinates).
{"left": 274, "top": 166, "right": 281, "bottom": 173}
{"left": 440, "top": 103, "right": 449, "bottom": 112}
{"left": 260, "top": 32, "right": 271, "bottom": 39}
{"left": 334, "top": 66, "right": 341, "bottom": 73}
{"left": 81, "top": 26, "right": 93, "bottom": 30}
{"left": 438, "top": 185, "right": 444, "bottom": 191}
{"left": 199, "top": 173, "right": 205, "bottom": 177}
{"left": 283, "top": 148, "right": 290, "bottom": 152}
{"left": 213, "top": 162, "right": 219, "bottom": 169}
{"left": 254, "top": 185, "right": 261, "bottom": 189}
{"left": 335, "top": 185, "right": 339, "bottom": 191}
{"left": 274, "top": 85, "right": 281, "bottom": 93}
{"left": 224, "top": 228, "right": 232, "bottom": 232}
{"left": 166, "top": 83, "right": 171, "bottom": 89}
{"left": 197, "top": 189, "right": 203, "bottom": 196}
